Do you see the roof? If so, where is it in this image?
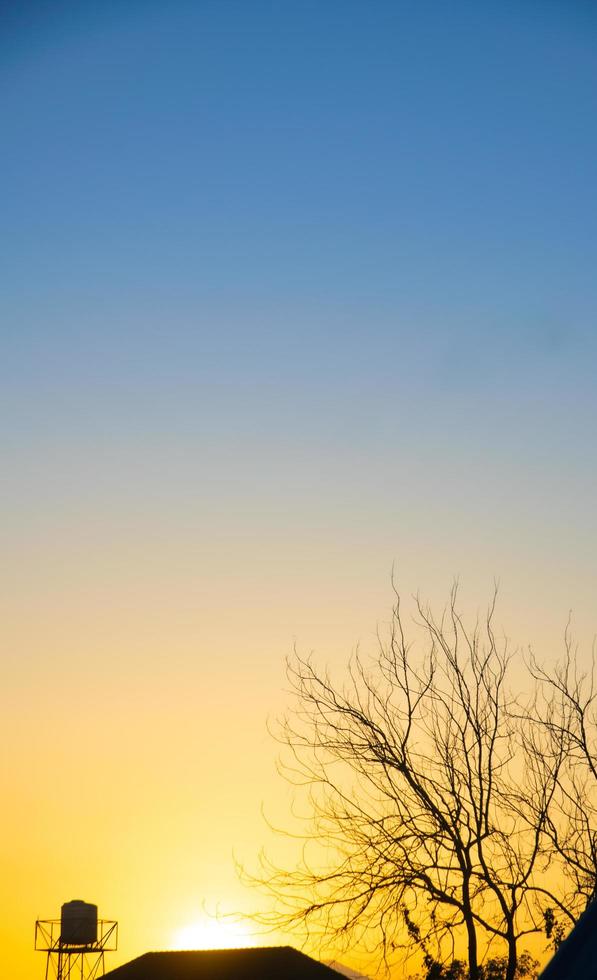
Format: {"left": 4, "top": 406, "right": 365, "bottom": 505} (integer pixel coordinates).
{"left": 102, "top": 946, "right": 346, "bottom": 980}
{"left": 540, "top": 900, "right": 597, "bottom": 979}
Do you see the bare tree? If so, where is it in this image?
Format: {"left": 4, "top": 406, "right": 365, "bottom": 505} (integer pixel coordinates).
{"left": 522, "top": 626, "right": 597, "bottom": 938}
{"left": 251, "top": 588, "right": 563, "bottom": 980}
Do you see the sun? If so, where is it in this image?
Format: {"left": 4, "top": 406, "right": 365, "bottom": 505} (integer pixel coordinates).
{"left": 172, "top": 916, "right": 257, "bottom": 951}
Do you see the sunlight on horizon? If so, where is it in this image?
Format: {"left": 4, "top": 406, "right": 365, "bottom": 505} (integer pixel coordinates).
{"left": 171, "top": 917, "right": 258, "bottom": 952}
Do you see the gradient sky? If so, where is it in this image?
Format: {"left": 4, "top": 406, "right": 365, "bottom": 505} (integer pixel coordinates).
{"left": 2, "top": 2, "right": 597, "bottom": 978}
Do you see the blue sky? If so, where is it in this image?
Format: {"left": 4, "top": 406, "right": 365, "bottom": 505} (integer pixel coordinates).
{"left": 4, "top": 1, "right": 597, "bottom": 309}
{"left": 3, "top": 0, "right": 596, "bottom": 533}
{"left": 3, "top": 1, "right": 597, "bottom": 622}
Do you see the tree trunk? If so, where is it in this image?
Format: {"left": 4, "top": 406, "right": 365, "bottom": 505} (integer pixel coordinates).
{"left": 464, "top": 904, "right": 480, "bottom": 980}
{"left": 504, "top": 924, "right": 517, "bottom": 980}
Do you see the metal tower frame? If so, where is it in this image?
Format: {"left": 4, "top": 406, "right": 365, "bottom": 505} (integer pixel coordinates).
{"left": 35, "top": 918, "right": 118, "bottom": 980}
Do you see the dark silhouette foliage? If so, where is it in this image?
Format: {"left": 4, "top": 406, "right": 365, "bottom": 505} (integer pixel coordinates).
{"left": 410, "top": 951, "right": 538, "bottom": 979}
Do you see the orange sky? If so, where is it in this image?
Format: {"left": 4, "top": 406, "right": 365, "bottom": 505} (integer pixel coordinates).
{"left": 3, "top": 566, "right": 594, "bottom": 980}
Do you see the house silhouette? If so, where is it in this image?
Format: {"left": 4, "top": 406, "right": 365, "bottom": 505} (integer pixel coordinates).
{"left": 539, "top": 900, "right": 597, "bottom": 979}
{"left": 102, "top": 946, "right": 347, "bottom": 980}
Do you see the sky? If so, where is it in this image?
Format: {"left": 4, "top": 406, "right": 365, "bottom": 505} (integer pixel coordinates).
{"left": 1, "top": 2, "right": 597, "bottom": 977}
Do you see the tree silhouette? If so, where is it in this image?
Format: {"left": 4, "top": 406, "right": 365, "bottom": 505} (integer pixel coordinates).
{"left": 408, "top": 950, "right": 539, "bottom": 979}
{"left": 251, "top": 588, "right": 575, "bottom": 980}
{"left": 520, "top": 628, "right": 597, "bottom": 936}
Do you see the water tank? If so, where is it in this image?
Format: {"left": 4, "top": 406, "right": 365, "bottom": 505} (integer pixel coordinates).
{"left": 60, "top": 901, "right": 98, "bottom": 946}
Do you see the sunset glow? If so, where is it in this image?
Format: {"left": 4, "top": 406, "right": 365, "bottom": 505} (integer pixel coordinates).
{"left": 172, "top": 918, "right": 257, "bottom": 952}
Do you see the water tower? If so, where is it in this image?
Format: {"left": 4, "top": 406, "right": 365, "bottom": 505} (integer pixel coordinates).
{"left": 35, "top": 900, "right": 118, "bottom": 980}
